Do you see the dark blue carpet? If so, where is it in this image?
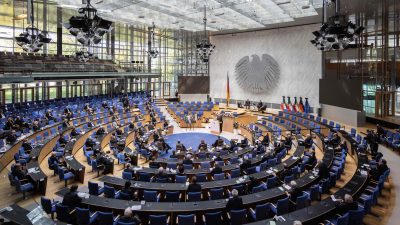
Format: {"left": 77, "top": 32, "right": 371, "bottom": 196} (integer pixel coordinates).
{"left": 159, "top": 133, "right": 229, "bottom": 158}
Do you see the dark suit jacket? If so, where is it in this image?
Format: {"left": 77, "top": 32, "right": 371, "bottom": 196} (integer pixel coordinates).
{"left": 226, "top": 196, "right": 243, "bottom": 212}
{"left": 187, "top": 183, "right": 202, "bottom": 193}
{"left": 183, "top": 159, "right": 193, "bottom": 165}
{"left": 211, "top": 167, "right": 223, "bottom": 176}
{"left": 62, "top": 191, "right": 82, "bottom": 211}
{"left": 318, "top": 163, "right": 330, "bottom": 179}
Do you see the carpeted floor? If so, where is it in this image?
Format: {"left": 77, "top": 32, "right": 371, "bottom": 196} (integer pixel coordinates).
{"left": 158, "top": 132, "right": 230, "bottom": 158}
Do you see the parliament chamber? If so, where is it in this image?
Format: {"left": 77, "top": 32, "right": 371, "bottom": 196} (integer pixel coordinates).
{"left": 0, "top": 0, "right": 398, "bottom": 225}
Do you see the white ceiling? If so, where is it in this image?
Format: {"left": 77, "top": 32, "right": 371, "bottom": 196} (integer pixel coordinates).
{"left": 56, "top": 0, "right": 324, "bottom": 32}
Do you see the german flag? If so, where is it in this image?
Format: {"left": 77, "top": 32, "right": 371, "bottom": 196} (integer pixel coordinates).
{"left": 226, "top": 72, "right": 230, "bottom": 107}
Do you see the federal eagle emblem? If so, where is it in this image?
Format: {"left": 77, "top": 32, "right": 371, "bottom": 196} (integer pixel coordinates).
{"left": 234, "top": 54, "right": 280, "bottom": 94}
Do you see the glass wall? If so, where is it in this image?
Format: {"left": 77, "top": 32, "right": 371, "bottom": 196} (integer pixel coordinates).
{"left": 323, "top": 0, "right": 400, "bottom": 118}
{"left": 0, "top": 0, "right": 207, "bottom": 98}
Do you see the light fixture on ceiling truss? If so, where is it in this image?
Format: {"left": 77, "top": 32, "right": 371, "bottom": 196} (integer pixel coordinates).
{"left": 147, "top": 22, "right": 159, "bottom": 59}
{"left": 196, "top": 4, "right": 215, "bottom": 63}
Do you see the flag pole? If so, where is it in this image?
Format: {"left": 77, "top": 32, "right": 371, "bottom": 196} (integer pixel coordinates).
{"left": 226, "top": 72, "right": 230, "bottom": 107}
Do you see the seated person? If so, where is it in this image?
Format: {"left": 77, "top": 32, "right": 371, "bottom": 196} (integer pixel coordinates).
{"left": 176, "top": 141, "right": 187, "bottom": 152}
{"left": 261, "top": 150, "right": 274, "bottom": 163}
{"left": 240, "top": 156, "right": 252, "bottom": 174}
{"left": 240, "top": 137, "right": 249, "bottom": 147}
{"left": 284, "top": 135, "right": 293, "bottom": 149}
{"left": 176, "top": 164, "right": 185, "bottom": 175}
{"left": 32, "top": 119, "right": 41, "bottom": 131}
{"left": 6, "top": 130, "right": 17, "bottom": 143}
{"left": 257, "top": 101, "right": 266, "bottom": 113}
{"left": 124, "top": 163, "right": 135, "bottom": 175}
{"left": 85, "top": 137, "right": 96, "bottom": 149}
{"left": 331, "top": 133, "right": 341, "bottom": 147}
{"left": 87, "top": 119, "right": 95, "bottom": 128}
{"left": 11, "top": 163, "right": 28, "bottom": 180}
{"left": 128, "top": 122, "right": 135, "bottom": 130}
{"left": 70, "top": 128, "right": 79, "bottom": 138}
{"left": 214, "top": 153, "right": 223, "bottom": 162}
{"left": 261, "top": 134, "right": 270, "bottom": 146}
{"left": 5, "top": 117, "right": 16, "bottom": 130}
{"left": 226, "top": 189, "right": 243, "bottom": 212}
{"left": 244, "top": 99, "right": 251, "bottom": 109}
{"left": 187, "top": 176, "right": 202, "bottom": 193}
{"left": 212, "top": 136, "right": 224, "bottom": 147}
{"left": 305, "top": 151, "right": 317, "bottom": 171}
{"left": 121, "top": 181, "right": 135, "bottom": 199}
{"left": 58, "top": 135, "right": 68, "bottom": 145}
{"left": 211, "top": 164, "right": 223, "bottom": 176}
{"left": 187, "top": 176, "right": 201, "bottom": 192}
{"left": 15, "top": 116, "right": 28, "bottom": 129}
{"left": 198, "top": 140, "right": 208, "bottom": 150}
{"left": 183, "top": 154, "right": 193, "bottom": 165}
{"left": 246, "top": 176, "right": 261, "bottom": 194}
{"left": 48, "top": 152, "right": 60, "bottom": 170}
{"left": 335, "top": 194, "right": 358, "bottom": 213}
{"left": 116, "top": 208, "right": 141, "bottom": 225}
{"left": 318, "top": 160, "right": 330, "bottom": 180}
{"left": 304, "top": 134, "right": 313, "bottom": 148}
{"left": 373, "top": 159, "right": 389, "bottom": 180}
{"left": 95, "top": 153, "right": 113, "bottom": 175}
{"left": 62, "top": 118, "right": 70, "bottom": 128}
{"left": 96, "top": 127, "right": 105, "bottom": 136}
{"left": 286, "top": 181, "right": 302, "bottom": 209}
{"left": 153, "top": 167, "right": 170, "bottom": 182}
{"left": 21, "top": 139, "right": 33, "bottom": 152}
{"left": 62, "top": 184, "right": 82, "bottom": 211}
{"left": 279, "top": 163, "right": 292, "bottom": 181}
{"left": 45, "top": 110, "right": 55, "bottom": 121}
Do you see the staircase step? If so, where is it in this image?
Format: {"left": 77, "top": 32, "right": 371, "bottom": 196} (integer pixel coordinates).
{"left": 363, "top": 214, "right": 381, "bottom": 225}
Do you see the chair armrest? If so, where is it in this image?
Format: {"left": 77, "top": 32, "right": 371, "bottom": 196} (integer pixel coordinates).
{"left": 227, "top": 212, "right": 231, "bottom": 219}
{"left": 249, "top": 208, "right": 256, "bottom": 215}
{"left": 69, "top": 209, "right": 76, "bottom": 215}
{"left": 90, "top": 211, "right": 98, "bottom": 218}
{"left": 289, "top": 199, "right": 296, "bottom": 205}
{"left": 113, "top": 215, "right": 120, "bottom": 222}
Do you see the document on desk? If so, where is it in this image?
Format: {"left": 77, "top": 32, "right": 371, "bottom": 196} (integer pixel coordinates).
{"left": 131, "top": 205, "right": 142, "bottom": 211}
{"left": 28, "top": 168, "right": 37, "bottom": 173}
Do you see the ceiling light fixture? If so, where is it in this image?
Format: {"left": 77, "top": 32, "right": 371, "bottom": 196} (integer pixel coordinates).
{"left": 196, "top": 4, "right": 215, "bottom": 63}
{"left": 310, "top": 0, "right": 364, "bottom": 51}
{"left": 15, "top": 0, "right": 51, "bottom": 53}
{"left": 63, "top": 0, "right": 112, "bottom": 46}
{"left": 147, "top": 22, "right": 159, "bottom": 59}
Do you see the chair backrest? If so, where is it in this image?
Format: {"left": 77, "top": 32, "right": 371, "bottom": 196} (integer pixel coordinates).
{"left": 40, "top": 197, "right": 53, "bottom": 214}
{"left": 205, "top": 211, "right": 222, "bottom": 224}
{"left": 276, "top": 197, "right": 289, "bottom": 216}
{"left": 200, "top": 161, "right": 210, "bottom": 169}
{"left": 177, "top": 214, "right": 195, "bottom": 225}
{"left": 165, "top": 191, "right": 180, "bottom": 202}
{"left": 266, "top": 176, "right": 276, "bottom": 189}
{"left": 213, "top": 173, "right": 225, "bottom": 181}
{"left": 296, "top": 193, "right": 309, "bottom": 210}
{"left": 230, "top": 209, "right": 247, "bottom": 225}
{"left": 196, "top": 173, "right": 207, "bottom": 182}
{"left": 76, "top": 207, "right": 90, "bottom": 225}
{"left": 122, "top": 172, "right": 133, "bottom": 180}
{"left": 88, "top": 181, "right": 99, "bottom": 195}
{"left": 149, "top": 215, "right": 167, "bottom": 225}
{"left": 97, "top": 211, "right": 114, "bottom": 225}
{"left": 349, "top": 208, "right": 364, "bottom": 224}
{"left": 210, "top": 188, "right": 224, "bottom": 200}
{"left": 118, "top": 192, "right": 132, "bottom": 200}
{"left": 176, "top": 175, "right": 187, "bottom": 183}
{"left": 183, "top": 164, "right": 193, "bottom": 170}
{"left": 337, "top": 212, "right": 350, "bottom": 225}
{"left": 246, "top": 166, "right": 257, "bottom": 174}
{"left": 252, "top": 184, "right": 264, "bottom": 193}
{"left": 230, "top": 168, "right": 241, "bottom": 178}
{"left": 138, "top": 172, "right": 151, "bottom": 182}
{"left": 55, "top": 204, "right": 70, "bottom": 222}
{"left": 104, "top": 185, "right": 116, "bottom": 198}
{"left": 309, "top": 184, "right": 321, "bottom": 201}
{"left": 255, "top": 203, "right": 270, "bottom": 221}
{"left": 187, "top": 192, "right": 201, "bottom": 202}
{"left": 144, "top": 190, "right": 158, "bottom": 202}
